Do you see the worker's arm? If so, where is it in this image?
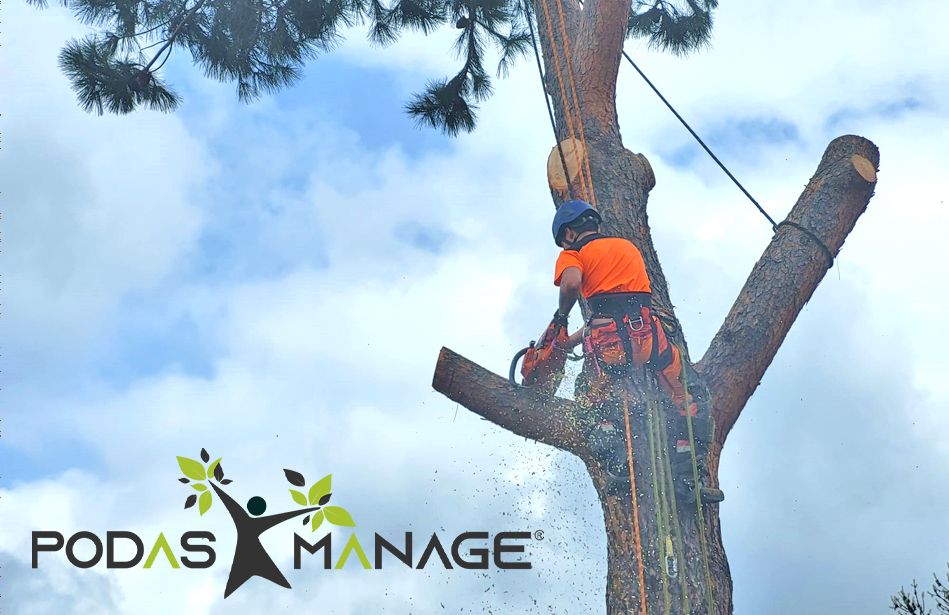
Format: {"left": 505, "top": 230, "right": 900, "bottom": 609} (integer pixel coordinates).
{"left": 565, "top": 328, "right": 584, "bottom": 349}
{"left": 554, "top": 266, "right": 583, "bottom": 349}
{"left": 557, "top": 266, "right": 582, "bottom": 318}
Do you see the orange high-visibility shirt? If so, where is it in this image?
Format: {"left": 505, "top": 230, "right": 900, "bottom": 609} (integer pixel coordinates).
{"left": 554, "top": 236, "right": 651, "bottom": 298}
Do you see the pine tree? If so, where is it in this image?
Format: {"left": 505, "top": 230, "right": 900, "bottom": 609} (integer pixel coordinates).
{"left": 35, "top": 0, "right": 882, "bottom": 612}
{"left": 35, "top": 0, "right": 716, "bottom": 132}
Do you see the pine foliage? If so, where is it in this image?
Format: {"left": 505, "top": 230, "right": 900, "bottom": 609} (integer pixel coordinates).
{"left": 628, "top": 0, "right": 717, "bottom": 55}
{"left": 35, "top": 0, "right": 718, "bottom": 132}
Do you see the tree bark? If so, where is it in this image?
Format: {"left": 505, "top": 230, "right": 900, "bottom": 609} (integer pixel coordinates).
{"left": 433, "top": 1, "right": 880, "bottom": 612}
{"left": 697, "top": 137, "right": 880, "bottom": 446}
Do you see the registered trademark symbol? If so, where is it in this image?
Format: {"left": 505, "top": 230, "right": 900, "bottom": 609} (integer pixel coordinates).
{"left": 534, "top": 530, "right": 544, "bottom": 541}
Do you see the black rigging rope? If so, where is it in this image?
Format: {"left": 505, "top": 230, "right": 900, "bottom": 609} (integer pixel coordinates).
{"left": 620, "top": 50, "right": 778, "bottom": 228}
{"left": 522, "top": 0, "right": 836, "bottom": 268}
{"left": 620, "top": 50, "right": 836, "bottom": 267}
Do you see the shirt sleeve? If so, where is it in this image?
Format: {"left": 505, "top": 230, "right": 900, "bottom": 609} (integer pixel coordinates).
{"left": 554, "top": 250, "right": 583, "bottom": 286}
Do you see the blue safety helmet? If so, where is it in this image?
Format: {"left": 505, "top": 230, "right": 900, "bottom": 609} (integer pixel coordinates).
{"left": 552, "top": 200, "right": 600, "bottom": 245}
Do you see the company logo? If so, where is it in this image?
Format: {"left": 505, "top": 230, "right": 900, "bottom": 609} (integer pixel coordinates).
{"left": 173, "top": 448, "right": 358, "bottom": 597}
{"left": 32, "top": 449, "right": 537, "bottom": 598}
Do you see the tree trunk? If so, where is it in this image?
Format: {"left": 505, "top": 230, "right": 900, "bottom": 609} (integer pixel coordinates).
{"left": 433, "top": 0, "right": 879, "bottom": 611}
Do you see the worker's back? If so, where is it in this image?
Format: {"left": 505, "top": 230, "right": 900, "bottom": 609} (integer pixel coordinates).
{"left": 554, "top": 235, "right": 651, "bottom": 298}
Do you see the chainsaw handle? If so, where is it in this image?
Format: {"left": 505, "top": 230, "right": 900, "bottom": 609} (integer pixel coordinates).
{"left": 509, "top": 345, "right": 532, "bottom": 387}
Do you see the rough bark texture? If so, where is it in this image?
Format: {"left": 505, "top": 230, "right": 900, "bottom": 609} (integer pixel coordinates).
{"left": 697, "top": 139, "right": 881, "bottom": 446}
{"left": 432, "top": 2, "right": 879, "bottom": 612}
{"left": 433, "top": 347, "right": 589, "bottom": 458}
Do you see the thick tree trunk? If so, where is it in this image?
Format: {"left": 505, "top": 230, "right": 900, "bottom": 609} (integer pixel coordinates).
{"left": 433, "top": 1, "right": 879, "bottom": 612}
{"left": 434, "top": 139, "right": 877, "bottom": 613}
{"left": 435, "top": 349, "right": 732, "bottom": 613}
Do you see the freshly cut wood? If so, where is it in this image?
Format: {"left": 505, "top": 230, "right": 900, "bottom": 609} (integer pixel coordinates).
{"left": 852, "top": 154, "right": 877, "bottom": 182}
{"left": 547, "top": 137, "right": 587, "bottom": 197}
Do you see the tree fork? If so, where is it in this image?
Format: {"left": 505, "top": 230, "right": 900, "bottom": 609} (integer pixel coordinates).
{"left": 432, "top": 5, "right": 881, "bottom": 615}
{"left": 432, "top": 137, "right": 877, "bottom": 614}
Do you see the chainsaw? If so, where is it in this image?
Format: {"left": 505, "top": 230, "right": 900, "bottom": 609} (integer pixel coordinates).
{"left": 509, "top": 315, "right": 577, "bottom": 388}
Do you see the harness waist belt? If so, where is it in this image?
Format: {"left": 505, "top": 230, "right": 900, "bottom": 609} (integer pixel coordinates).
{"left": 586, "top": 292, "right": 652, "bottom": 317}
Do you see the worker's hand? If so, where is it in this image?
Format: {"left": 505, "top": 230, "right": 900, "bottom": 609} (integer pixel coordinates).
{"left": 551, "top": 310, "right": 569, "bottom": 329}
{"left": 566, "top": 329, "right": 584, "bottom": 349}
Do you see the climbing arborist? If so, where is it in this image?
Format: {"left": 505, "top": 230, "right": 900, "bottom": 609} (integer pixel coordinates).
{"left": 550, "top": 199, "right": 724, "bottom": 504}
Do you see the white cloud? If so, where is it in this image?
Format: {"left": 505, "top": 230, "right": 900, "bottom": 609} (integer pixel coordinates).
{"left": 0, "top": 2, "right": 211, "bottom": 372}
{"left": 4, "top": 0, "right": 949, "bottom": 613}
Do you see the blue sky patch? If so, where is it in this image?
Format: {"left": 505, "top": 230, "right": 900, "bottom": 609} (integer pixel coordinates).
{"left": 659, "top": 116, "right": 801, "bottom": 169}
{"left": 97, "top": 301, "right": 218, "bottom": 384}
{"left": 171, "top": 53, "right": 452, "bottom": 161}
{"left": 824, "top": 96, "right": 925, "bottom": 133}
{"left": 394, "top": 220, "right": 452, "bottom": 254}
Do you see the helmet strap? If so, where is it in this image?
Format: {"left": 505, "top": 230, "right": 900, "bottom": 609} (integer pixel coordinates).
{"left": 564, "top": 231, "right": 606, "bottom": 252}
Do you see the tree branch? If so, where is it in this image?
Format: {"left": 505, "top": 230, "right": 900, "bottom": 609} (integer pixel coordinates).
{"left": 142, "top": 0, "right": 210, "bottom": 73}
{"left": 432, "top": 347, "right": 589, "bottom": 458}
{"left": 697, "top": 134, "right": 880, "bottom": 446}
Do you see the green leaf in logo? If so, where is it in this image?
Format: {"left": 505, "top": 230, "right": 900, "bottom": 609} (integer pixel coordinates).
{"left": 311, "top": 510, "right": 325, "bottom": 532}
{"left": 207, "top": 458, "right": 222, "bottom": 481}
{"left": 324, "top": 506, "right": 355, "bottom": 527}
{"left": 198, "top": 491, "right": 213, "bottom": 515}
{"left": 191, "top": 483, "right": 208, "bottom": 492}
{"left": 308, "top": 474, "right": 332, "bottom": 505}
{"left": 177, "top": 456, "right": 206, "bottom": 481}
{"left": 289, "top": 489, "right": 307, "bottom": 506}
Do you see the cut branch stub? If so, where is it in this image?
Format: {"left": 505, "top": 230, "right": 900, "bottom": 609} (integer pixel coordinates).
{"left": 432, "top": 347, "right": 589, "bottom": 458}
{"left": 698, "top": 134, "right": 880, "bottom": 446}
{"left": 547, "top": 138, "right": 588, "bottom": 199}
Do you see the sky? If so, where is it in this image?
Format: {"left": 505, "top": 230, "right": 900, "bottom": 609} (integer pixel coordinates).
{"left": 1, "top": 0, "right": 949, "bottom": 613}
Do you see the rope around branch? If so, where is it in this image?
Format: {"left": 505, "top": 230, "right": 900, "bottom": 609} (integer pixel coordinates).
{"left": 526, "top": 0, "right": 837, "bottom": 269}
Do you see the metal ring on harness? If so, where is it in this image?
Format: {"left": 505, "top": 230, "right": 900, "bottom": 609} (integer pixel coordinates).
{"left": 509, "top": 345, "right": 532, "bottom": 386}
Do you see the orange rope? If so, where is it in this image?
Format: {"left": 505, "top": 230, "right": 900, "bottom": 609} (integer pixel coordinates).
{"left": 621, "top": 388, "right": 649, "bottom": 615}
{"left": 537, "top": 0, "right": 592, "bottom": 203}
{"left": 550, "top": 0, "right": 597, "bottom": 208}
